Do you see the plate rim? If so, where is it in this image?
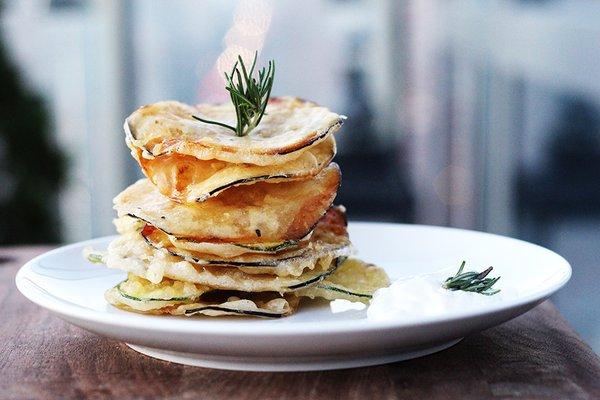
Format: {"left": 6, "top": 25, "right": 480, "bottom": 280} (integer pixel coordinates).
{"left": 15, "top": 222, "right": 571, "bottom": 337}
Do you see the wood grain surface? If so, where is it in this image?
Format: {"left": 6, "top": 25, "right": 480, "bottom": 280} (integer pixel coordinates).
{"left": 1, "top": 246, "right": 599, "bottom": 400}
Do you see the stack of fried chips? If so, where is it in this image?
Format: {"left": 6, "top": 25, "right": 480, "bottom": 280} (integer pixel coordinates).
{"left": 92, "top": 97, "right": 388, "bottom": 318}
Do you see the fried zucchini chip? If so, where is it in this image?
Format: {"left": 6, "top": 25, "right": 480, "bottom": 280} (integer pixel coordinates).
{"left": 113, "top": 215, "right": 309, "bottom": 258}
{"left": 168, "top": 235, "right": 309, "bottom": 258}
{"left": 133, "top": 206, "right": 350, "bottom": 276}
{"left": 103, "top": 232, "right": 344, "bottom": 292}
{"left": 297, "top": 258, "right": 390, "bottom": 303}
{"left": 106, "top": 277, "right": 299, "bottom": 318}
{"left": 125, "top": 97, "right": 344, "bottom": 166}
{"left": 178, "top": 293, "right": 300, "bottom": 318}
{"left": 114, "top": 163, "right": 340, "bottom": 244}
{"left": 104, "top": 273, "right": 210, "bottom": 312}
{"left": 134, "top": 135, "right": 336, "bottom": 203}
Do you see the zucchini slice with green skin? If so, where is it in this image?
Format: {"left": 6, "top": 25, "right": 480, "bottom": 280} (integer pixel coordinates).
{"left": 127, "top": 115, "right": 338, "bottom": 205}
{"left": 113, "top": 285, "right": 286, "bottom": 317}
{"left": 115, "top": 260, "right": 339, "bottom": 299}
{"left": 104, "top": 232, "right": 345, "bottom": 293}
{"left": 124, "top": 98, "right": 343, "bottom": 165}
{"left": 107, "top": 287, "right": 295, "bottom": 317}
{"left": 313, "top": 284, "right": 373, "bottom": 299}
{"left": 234, "top": 240, "right": 299, "bottom": 253}
{"left": 160, "top": 244, "right": 309, "bottom": 267}
{"left": 287, "top": 257, "right": 345, "bottom": 290}
{"left": 161, "top": 243, "right": 350, "bottom": 270}
{"left": 115, "top": 164, "right": 341, "bottom": 245}
{"left": 297, "top": 258, "right": 390, "bottom": 303}
{"left": 116, "top": 283, "right": 196, "bottom": 302}
{"left": 107, "top": 278, "right": 299, "bottom": 317}
{"left": 113, "top": 274, "right": 208, "bottom": 303}
{"left": 288, "top": 258, "right": 340, "bottom": 290}
{"left": 169, "top": 235, "right": 307, "bottom": 257}
{"left": 178, "top": 293, "right": 300, "bottom": 318}
{"left": 203, "top": 174, "right": 290, "bottom": 201}
{"left": 127, "top": 213, "right": 321, "bottom": 256}
{"left": 114, "top": 214, "right": 307, "bottom": 258}
{"left": 138, "top": 206, "right": 351, "bottom": 272}
{"left": 105, "top": 286, "right": 192, "bottom": 312}
{"left": 183, "top": 306, "right": 284, "bottom": 318}
{"left": 120, "top": 205, "right": 346, "bottom": 261}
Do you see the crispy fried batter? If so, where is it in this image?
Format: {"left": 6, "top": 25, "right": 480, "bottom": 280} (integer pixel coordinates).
{"left": 114, "top": 164, "right": 341, "bottom": 244}
{"left": 106, "top": 282, "right": 299, "bottom": 317}
{"left": 137, "top": 206, "right": 351, "bottom": 276}
{"left": 134, "top": 135, "right": 336, "bottom": 204}
{"left": 297, "top": 258, "right": 390, "bottom": 303}
{"left": 125, "top": 97, "right": 343, "bottom": 166}
{"left": 104, "top": 232, "right": 341, "bottom": 292}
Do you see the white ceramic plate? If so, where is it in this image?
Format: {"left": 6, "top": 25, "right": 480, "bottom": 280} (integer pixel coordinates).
{"left": 15, "top": 223, "right": 570, "bottom": 371}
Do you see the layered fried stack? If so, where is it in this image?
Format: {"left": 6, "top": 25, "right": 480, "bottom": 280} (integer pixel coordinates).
{"left": 94, "top": 97, "right": 389, "bottom": 318}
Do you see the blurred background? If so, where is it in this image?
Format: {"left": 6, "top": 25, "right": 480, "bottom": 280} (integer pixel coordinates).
{"left": 1, "top": 0, "right": 599, "bottom": 351}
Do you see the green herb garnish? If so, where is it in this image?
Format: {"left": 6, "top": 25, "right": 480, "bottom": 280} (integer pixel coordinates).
{"left": 193, "top": 51, "right": 275, "bottom": 137}
{"left": 443, "top": 261, "right": 500, "bottom": 295}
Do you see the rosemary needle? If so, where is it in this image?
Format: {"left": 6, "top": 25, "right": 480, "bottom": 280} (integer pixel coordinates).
{"left": 443, "top": 261, "right": 501, "bottom": 295}
{"left": 193, "top": 51, "right": 275, "bottom": 137}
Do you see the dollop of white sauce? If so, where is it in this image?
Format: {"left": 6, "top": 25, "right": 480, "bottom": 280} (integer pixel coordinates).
{"left": 367, "top": 275, "right": 506, "bottom": 322}
{"left": 330, "top": 299, "right": 366, "bottom": 313}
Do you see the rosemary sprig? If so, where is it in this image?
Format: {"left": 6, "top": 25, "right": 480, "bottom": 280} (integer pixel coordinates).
{"left": 193, "top": 51, "right": 275, "bottom": 137}
{"left": 443, "top": 261, "right": 501, "bottom": 295}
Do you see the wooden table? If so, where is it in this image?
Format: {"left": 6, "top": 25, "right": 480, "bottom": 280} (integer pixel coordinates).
{"left": 1, "top": 247, "right": 600, "bottom": 400}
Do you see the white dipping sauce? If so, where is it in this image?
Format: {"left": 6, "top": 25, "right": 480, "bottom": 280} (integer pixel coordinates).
{"left": 330, "top": 299, "right": 366, "bottom": 313}
{"left": 367, "top": 275, "right": 506, "bottom": 321}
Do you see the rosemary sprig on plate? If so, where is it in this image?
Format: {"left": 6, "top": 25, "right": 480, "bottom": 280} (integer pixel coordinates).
{"left": 443, "top": 261, "right": 501, "bottom": 295}
{"left": 193, "top": 51, "right": 275, "bottom": 137}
